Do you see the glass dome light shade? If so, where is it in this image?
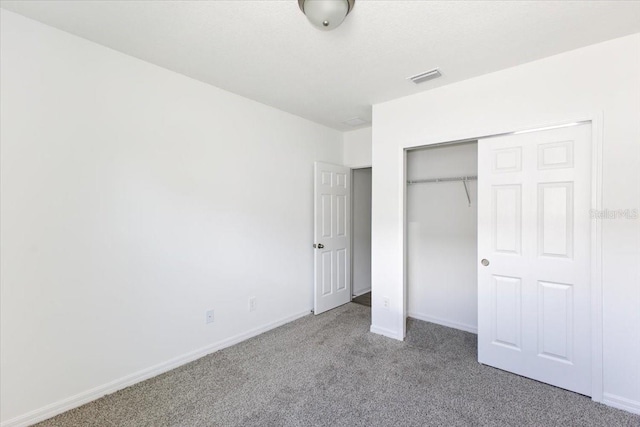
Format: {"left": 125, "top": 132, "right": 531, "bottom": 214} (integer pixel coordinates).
{"left": 300, "top": 0, "right": 351, "bottom": 31}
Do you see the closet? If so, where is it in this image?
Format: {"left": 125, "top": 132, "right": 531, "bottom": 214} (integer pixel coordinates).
{"left": 406, "top": 141, "right": 478, "bottom": 333}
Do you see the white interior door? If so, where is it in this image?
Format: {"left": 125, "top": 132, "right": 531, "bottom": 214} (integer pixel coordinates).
{"left": 314, "top": 162, "right": 351, "bottom": 315}
{"left": 478, "top": 124, "right": 592, "bottom": 395}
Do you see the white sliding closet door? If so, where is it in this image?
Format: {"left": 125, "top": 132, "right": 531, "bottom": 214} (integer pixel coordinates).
{"left": 477, "top": 124, "right": 592, "bottom": 395}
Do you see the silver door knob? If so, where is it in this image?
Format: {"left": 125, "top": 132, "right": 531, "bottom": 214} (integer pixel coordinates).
{"left": 481, "top": 259, "right": 490, "bottom": 266}
{"left": 314, "top": 243, "right": 324, "bottom": 249}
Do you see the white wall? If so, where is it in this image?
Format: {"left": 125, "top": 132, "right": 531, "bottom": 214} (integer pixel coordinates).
{"left": 371, "top": 33, "right": 640, "bottom": 413}
{"left": 343, "top": 126, "right": 372, "bottom": 168}
{"left": 352, "top": 168, "right": 372, "bottom": 296}
{"left": 407, "top": 143, "right": 477, "bottom": 333}
{"left": 0, "top": 11, "right": 343, "bottom": 426}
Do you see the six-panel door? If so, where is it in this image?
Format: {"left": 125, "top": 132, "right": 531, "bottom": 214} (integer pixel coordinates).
{"left": 314, "top": 162, "right": 351, "bottom": 315}
{"left": 478, "top": 124, "right": 592, "bottom": 396}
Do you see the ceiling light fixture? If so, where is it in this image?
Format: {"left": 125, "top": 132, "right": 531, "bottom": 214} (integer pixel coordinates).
{"left": 298, "top": 0, "right": 355, "bottom": 31}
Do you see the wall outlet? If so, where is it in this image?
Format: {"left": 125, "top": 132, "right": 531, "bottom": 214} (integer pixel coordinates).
{"left": 249, "top": 297, "right": 256, "bottom": 312}
{"left": 383, "top": 297, "right": 390, "bottom": 309}
{"left": 206, "top": 309, "right": 214, "bottom": 324}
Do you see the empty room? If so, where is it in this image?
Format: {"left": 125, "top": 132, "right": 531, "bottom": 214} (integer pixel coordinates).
{"left": 1, "top": 1, "right": 640, "bottom": 426}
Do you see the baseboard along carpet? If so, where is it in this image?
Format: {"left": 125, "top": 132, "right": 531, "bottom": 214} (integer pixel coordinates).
{"left": 36, "top": 303, "right": 640, "bottom": 426}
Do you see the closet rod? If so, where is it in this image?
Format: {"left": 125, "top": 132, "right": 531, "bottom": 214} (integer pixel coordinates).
{"left": 406, "top": 175, "right": 477, "bottom": 185}
{"left": 407, "top": 175, "right": 476, "bottom": 207}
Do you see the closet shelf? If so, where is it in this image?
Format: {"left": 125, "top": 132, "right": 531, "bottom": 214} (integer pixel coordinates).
{"left": 407, "top": 175, "right": 477, "bottom": 207}
{"left": 406, "top": 175, "right": 477, "bottom": 185}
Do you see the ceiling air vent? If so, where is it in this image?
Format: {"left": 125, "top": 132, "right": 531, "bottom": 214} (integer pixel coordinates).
{"left": 342, "top": 117, "right": 369, "bottom": 127}
{"left": 408, "top": 68, "right": 441, "bottom": 85}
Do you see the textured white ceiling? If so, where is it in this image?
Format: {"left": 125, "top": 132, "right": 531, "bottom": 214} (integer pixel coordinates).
{"left": 2, "top": 1, "right": 640, "bottom": 131}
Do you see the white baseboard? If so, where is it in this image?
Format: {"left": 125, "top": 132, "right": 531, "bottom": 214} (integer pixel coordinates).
{"left": 370, "top": 324, "right": 403, "bottom": 341}
{"left": 1, "top": 310, "right": 311, "bottom": 427}
{"left": 602, "top": 393, "right": 640, "bottom": 415}
{"left": 408, "top": 312, "right": 478, "bottom": 334}
{"left": 352, "top": 288, "right": 371, "bottom": 297}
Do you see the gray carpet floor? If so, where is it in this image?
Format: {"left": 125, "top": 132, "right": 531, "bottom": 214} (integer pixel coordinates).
{"left": 37, "top": 303, "right": 640, "bottom": 427}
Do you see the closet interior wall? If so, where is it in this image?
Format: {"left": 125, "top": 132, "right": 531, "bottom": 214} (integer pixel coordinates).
{"left": 406, "top": 142, "right": 478, "bottom": 333}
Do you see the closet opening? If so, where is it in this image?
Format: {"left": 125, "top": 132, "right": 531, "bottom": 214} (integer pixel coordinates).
{"left": 406, "top": 141, "right": 478, "bottom": 333}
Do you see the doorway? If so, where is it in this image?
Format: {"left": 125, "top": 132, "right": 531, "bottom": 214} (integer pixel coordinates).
{"left": 352, "top": 167, "right": 372, "bottom": 307}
